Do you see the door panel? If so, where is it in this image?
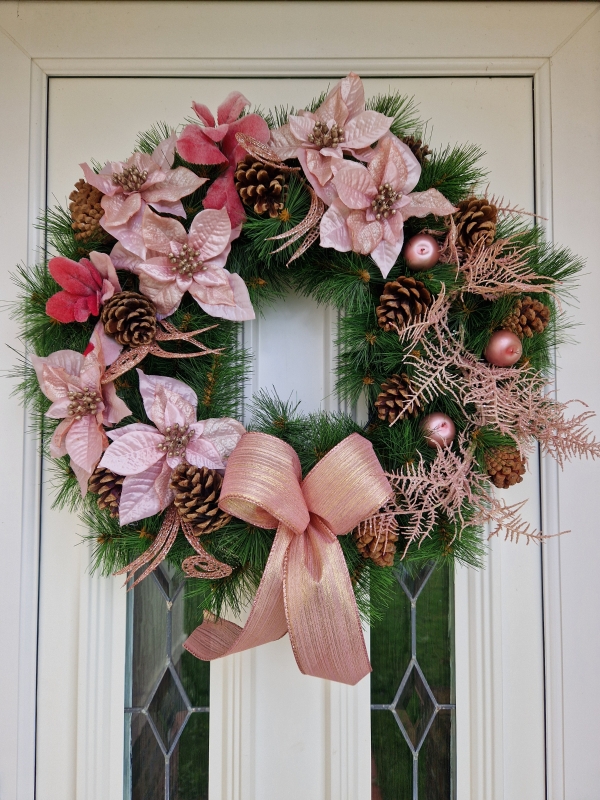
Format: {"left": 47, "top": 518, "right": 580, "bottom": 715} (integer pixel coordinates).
{"left": 39, "top": 74, "right": 541, "bottom": 800}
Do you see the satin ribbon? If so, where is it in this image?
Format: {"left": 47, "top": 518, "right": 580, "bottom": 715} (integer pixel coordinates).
{"left": 184, "top": 431, "right": 392, "bottom": 685}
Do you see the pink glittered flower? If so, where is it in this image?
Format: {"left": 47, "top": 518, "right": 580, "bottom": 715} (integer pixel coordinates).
{"left": 177, "top": 92, "right": 271, "bottom": 230}
{"left": 134, "top": 206, "right": 254, "bottom": 320}
{"left": 31, "top": 347, "right": 131, "bottom": 495}
{"left": 81, "top": 133, "right": 206, "bottom": 259}
{"left": 99, "top": 370, "right": 245, "bottom": 525}
{"left": 320, "top": 134, "right": 457, "bottom": 277}
{"left": 270, "top": 72, "right": 393, "bottom": 205}
{"left": 46, "top": 251, "right": 121, "bottom": 323}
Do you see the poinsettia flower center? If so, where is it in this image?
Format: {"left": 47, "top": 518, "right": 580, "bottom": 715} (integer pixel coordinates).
{"left": 370, "top": 183, "right": 401, "bottom": 220}
{"left": 67, "top": 387, "right": 102, "bottom": 419}
{"left": 307, "top": 121, "right": 345, "bottom": 149}
{"left": 168, "top": 243, "right": 205, "bottom": 276}
{"left": 112, "top": 165, "right": 149, "bottom": 193}
{"left": 157, "top": 423, "right": 194, "bottom": 458}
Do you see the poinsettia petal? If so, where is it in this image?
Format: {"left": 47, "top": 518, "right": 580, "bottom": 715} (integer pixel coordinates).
{"left": 99, "top": 427, "right": 165, "bottom": 475}
{"left": 269, "top": 122, "right": 301, "bottom": 160}
{"left": 184, "top": 435, "right": 225, "bottom": 470}
{"left": 48, "top": 256, "right": 103, "bottom": 295}
{"left": 202, "top": 169, "right": 246, "bottom": 229}
{"left": 370, "top": 236, "right": 405, "bottom": 279}
{"left": 107, "top": 422, "right": 156, "bottom": 441}
{"left": 289, "top": 114, "right": 317, "bottom": 144}
{"left": 137, "top": 271, "right": 184, "bottom": 317}
{"left": 101, "top": 381, "right": 131, "bottom": 426}
{"left": 142, "top": 167, "right": 206, "bottom": 204}
{"left": 70, "top": 460, "right": 92, "bottom": 497}
{"left": 142, "top": 206, "right": 186, "bottom": 254}
{"left": 46, "top": 291, "right": 85, "bottom": 323}
{"left": 333, "top": 162, "right": 375, "bottom": 209}
{"left": 346, "top": 210, "right": 382, "bottom": 255}
{"left": 314, "top": 85, "right": 348, "bottom": 127}
{"left": 45, "top": 397, "right": 72, "bottom": 419}
{"left": 104, "top": 205, "right": 146, "bottom": 260}
{"left": 400, "top": 188, "right": 457, "bottom": 220}
{"left": 31, "top": 351, "right": 84, "bottom": 401}
{"left": 190, "top": 271, "right": 255, "bottom": 321}
{"left": 118, "top": 460, "right": 172, "bottom": 526}
{"left": 49, "top": 418, "right": 71, "bottom": 458}
{"left": 177, "top": 124, "right": 229, "bottom": 166}
{"left": 188, "top": 207, "right": 231, "bottom": 261}
{"left": 305, "top": 148, "right": 337, "bottom": 188}
{"left": 89, "top": 251, "right": 121, "bottom": 293}
{"left": 152, "top": 132, "right": 177, "bottom": 170}
{"left": 65, "top": 415, "right": 106, "bottom": 475}
{"left": 189, "top": 271, "right": 235, "bottom": 307}
{"left": 319, "top": 200, "right": 352, "bottom": 252}
{"left": 393, "top": 139, "right": 421, "bottom": 194}
{"left": 200, "top": 417, "right": 246, "bottom": 462}
{"left": 223, "top": 114, "right": 271, "bottom": 165}
{"left": 343, "top": 111, "right": 392, "bottom": 150}
{"left": 137, "top": 370, "right": 198, "bottom": 422}
{"left": 80, "top": 162, "right": 117, "bottom": 196}
{"left": 110, "top": 242, "right": 143, "bottom": 272}
{"left": 296, "top": 149, "right": 339, "bottom": 205}
{"left": 196, "top": 125, "right": 228, "bottom": 143}
{"left": 101, "top": 193, "right": 142, "bottom": 228}
{"left": 192, "top": 102, "right": 216, "bottom": 128}
{"left": 151, "top": 384, "right": 196, "bottom": 432}
{"left": 217, "top": 91, "right": 250, "bottom": 125}
{"left": 88, "top": 320, "right": 123, "bottom": 367}
{"left": 338, "top": 72, "right": 365, "bottom": 119}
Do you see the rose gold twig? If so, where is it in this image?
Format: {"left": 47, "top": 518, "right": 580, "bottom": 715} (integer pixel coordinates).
{"left": 235, "top": 132, "right": 300, "bottom": 172}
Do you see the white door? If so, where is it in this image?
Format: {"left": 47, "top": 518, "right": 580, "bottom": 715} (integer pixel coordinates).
{"left": 1, "top": 4, "right": 600, "bottom": 800}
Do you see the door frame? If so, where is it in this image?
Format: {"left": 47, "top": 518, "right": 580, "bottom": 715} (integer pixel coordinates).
{"left": 2, "top": 4, "right": 599, "bottom": 799}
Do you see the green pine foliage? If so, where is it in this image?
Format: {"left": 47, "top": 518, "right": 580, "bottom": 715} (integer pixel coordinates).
{"left": 9, "top": 84, "right": 586, "bottom": 631}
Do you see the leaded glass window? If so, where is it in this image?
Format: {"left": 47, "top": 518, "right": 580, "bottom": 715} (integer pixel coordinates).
{"left": 371, "top": 563, "right": 455, "bottom": 799}
{"left": 124, "top": 563, "right": 209, "bottom": 800}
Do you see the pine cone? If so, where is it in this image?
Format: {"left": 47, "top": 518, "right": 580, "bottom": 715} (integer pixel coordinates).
{"left": 69, "top": 179, "right": 106, "bottom": 243}
{"left": 234, "top": 155, "right": 287, "bottom": 218}
{"left": 502, "top": 296, "right": 551, "bottom": 339}
{"left": 376, "top": 276, "right": 432, "bottom": 333}
{"left": 485, "top": 446, "right": 527, "bottom": 489}
{"left": 101, "top": 291, "right": 157, "bottom": 347}
{"left": 170, "top": 464, "right": 231, "bottom": 536}
{"left": 353, "top": 517, "right": 399, "bottom": 567}
{"left": 454, "top": 197, "right": 498, "bottom": 251}
{"left": 402, "top": 135, "right": 431, "bottom": 164}
{"left": 375, "top": 373, "right": 422, "bottom": 424}
{"left": 89, "top": 465, "right": 123, "bottom": 518}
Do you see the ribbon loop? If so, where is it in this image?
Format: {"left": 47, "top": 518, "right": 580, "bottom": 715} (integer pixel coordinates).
{"left": 184, "top": 431, "right": 392, "bottom": 685}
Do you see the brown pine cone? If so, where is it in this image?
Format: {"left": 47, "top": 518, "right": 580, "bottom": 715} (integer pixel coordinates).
{"left": 234, "top": 155, "right": 287, "bottom": 218}
{"left": 402, "top": 135, "right": 432, "bottom": 164}
{"left": 502, "top": 296, "right": 551, "bottom": 339}
{"left": 89, "top": 465, "right": 124, "bottom": 518}
{"left": 101, "top": 291, "right": 157, "bottom": 347}
{"left": 485, "top": 446, "right": 527, "bottom": 489}
{"left": 454, "top": 197, "right": 498, "bottom": 251}
{"left": 170, "top": 464, "right": 231, "bottom": 536}
{"left": 69, "top": 179, "right": 106, "bottom": 243}
{"left": 353, "top": 517, "right": 399, "bottom": 567}
{"left": 376, "top": 276, "right": 432, "bottom": 333}
{"left": 375, "top": 373, "right": 422, "bottom": 424}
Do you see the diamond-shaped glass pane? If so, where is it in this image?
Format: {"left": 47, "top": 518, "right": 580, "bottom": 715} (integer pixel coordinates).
{"left": 132, "top": 571, "right": 168, "bottom": 707}
{"left": 397, "top": 562, "right": 435, "bottom": 601}
{"left": 148, "top": 668, "right": 189, "bottom": 750}
{"left": 154, "top": 562, "right": 185, "bottom": 601}
{"left": 394, "top": 666, "right": 436, "bottom": 750}
{"left": 129, "top": 712, "right": 165, "bottom": 800}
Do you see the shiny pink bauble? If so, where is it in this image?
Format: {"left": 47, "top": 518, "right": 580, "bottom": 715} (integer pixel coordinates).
{"left": 421, "top": 413, "right": 456, "bottom": 448}
{"left": 484, "top": 330, "right": 523, "bottom": 367}
{"left": 403, "top": 234, "right": 440, "bottom": 271}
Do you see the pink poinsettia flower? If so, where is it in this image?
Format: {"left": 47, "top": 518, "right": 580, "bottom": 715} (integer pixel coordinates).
{"left": 134, "top": 206, "right": 254, "bottom": 320}
{"left": 270, "top": 72, "right": 393, "bottom": 205}
{"left": 81, "top": 134, "right": 206, "bottom": 259}
{"left": 320, "top": 134, "right": 457, "bottom": 277}
{"left": 177, "top": 92, "right": 270, "bottom": 229}
{"left": 99, "top": 370, "right": 245, "bottom": 525}
{"left": 31, "top": 347, "right": 131, "bottom": 495}
{"left": 46, "top": 251, "right": 121, "bottom": 323}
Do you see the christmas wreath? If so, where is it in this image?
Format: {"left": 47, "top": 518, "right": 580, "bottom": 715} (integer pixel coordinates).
{"left": 12, "top": 73, "right": 599, "bottom": 684}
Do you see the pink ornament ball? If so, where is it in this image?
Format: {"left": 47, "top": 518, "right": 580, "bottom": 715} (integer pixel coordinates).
{"left": 421, "top": 413, "right": 456, "bottom": 448}
{"left": 403, "top": 234, "right": 440, "bottom": 271}
{"left": 484, "top": 330, "right": 523, "bottom": 367}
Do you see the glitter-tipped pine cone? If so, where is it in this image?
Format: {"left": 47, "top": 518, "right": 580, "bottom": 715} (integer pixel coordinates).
{"left": 454, "top": 196, "right": 498, "bottom": 251}
{"left": 89, "top": 465, "right": 124, "bottom": 518}
{"left": 101, "top": 291, "right": 157, "bottom": 347}
{"left": 353, "top": 518, "right": 399, "bottom": 567}
{"left": 376, "top": 276, "right": 432, "bottom": 333}
{"left": 234, "top": 155, "right": 287, "bottom": 218}
{"left": 170, "top": 464, "right": 231, "bottom": 536}
{"left": 485, "top": 446, "right": 527, "bottom": 489}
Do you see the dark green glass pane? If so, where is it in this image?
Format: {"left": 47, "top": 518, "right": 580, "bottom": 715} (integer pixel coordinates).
{"left": 371, "top": 711, "right": 413, "bottom": 800}
{"left": 148, "top": 668, "right": 189, "bottom": 750}
{"left": 370, "top": 578, "right": 411, "bottom": 705}
{"left": 416, "top": 566, "right": 451, "bottom": 704}
{"left": 418, "top": 709, "right": 453, "bottom": 800}
{"left": 394, "top": 666, "right": 435, "bottom": 750}
{"left": 132, "top": 573, "right": 168, "bottom": 708}
{"left": 169, "top": 713, "right": 210, "bottom": 800}
{"left": 130, "top": 712, "right": 165, "bottom": 800}
{"left": 172, "top": 588, "right": 210, "bottom": 708}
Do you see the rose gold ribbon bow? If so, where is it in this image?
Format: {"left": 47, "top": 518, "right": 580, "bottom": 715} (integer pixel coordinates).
{"left": 184, "top": 432, "right": 392, "bottom": 685}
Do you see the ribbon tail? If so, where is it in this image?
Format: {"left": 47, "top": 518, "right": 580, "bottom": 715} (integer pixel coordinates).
{"left": 183, "top": 525, "right": 293, "bottom": 661}
{"left": 284, "top": 519, "right": 371, "bottom": 686}
{"left": 114, "top": 505, "right": 180, "bottom": 590}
